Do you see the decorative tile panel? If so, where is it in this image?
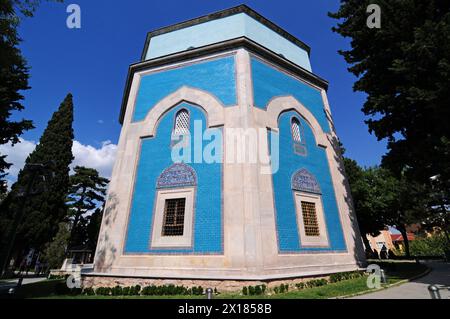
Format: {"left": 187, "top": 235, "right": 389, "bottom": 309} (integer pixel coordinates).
{"left": 291, "top": 169, "right": 321, "bottom": 194}
{"left": 156, "top": 163, "right": 197, "bottom": 189}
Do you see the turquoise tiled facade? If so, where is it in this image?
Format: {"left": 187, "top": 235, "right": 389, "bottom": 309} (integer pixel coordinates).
{"left": 125, "top": 103, "right": 223, "bottom": 254}
{"left": 94, "top": 5, "right": 365, "bottom": 281}
{"left": 251, "top": 57, "right": 331, "bottom": 133}
{"left": 269, "top": 111, "right": 346, "bottom": 253}
{"left": 133, "top": 57, "right": 237, "bottom": 122}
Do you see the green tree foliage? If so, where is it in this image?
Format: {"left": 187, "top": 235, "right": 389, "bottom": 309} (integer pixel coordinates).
{"left": 86, "top": 207, "right": 103, "bottom": 252}
{"left": 329, "top": 0, "right": 450, "bottom": 201}
{"left": 351, "top": 166, "right": 397, "bottom": 252}
{"left": 0, "top": 94, "right": 74, "bottom": 258}
{"left": 381, "top": 173, "right": 429, "bottom": 257}
{"left": 408, "top": 233, "right": 448, "bottom": 257}
{"left": 41, "top": 222, "right": 70, "bottom": 269}
{"left": 341, "top": 144, "right": 388, "bottom": 252}
{"left": 0, "top": 0, "right": 33, "bottom": 192}
{"left": 67, "top": 166, "right": 108, "bottom": 249}
{"left": 11, "top": 0, "right": 63, "bottom": 18}
{"left": 0, "top": 0, "right": 64, "bottom": 193}
{"left": 341, "top": 143, "right": 426, "bottom": 256}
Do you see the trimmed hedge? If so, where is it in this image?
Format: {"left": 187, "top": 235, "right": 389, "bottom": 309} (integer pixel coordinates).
{"left": 329, "top": 271, "right": 365, "bottom": 283}
{"left": 270, "top": 270, "right": 366, "bottom": 294}
{"left": 88, "top": 284, "right": 203, "bottom": 296}
{"left": 242, "top": 285, "right": 266, "bottom": 296}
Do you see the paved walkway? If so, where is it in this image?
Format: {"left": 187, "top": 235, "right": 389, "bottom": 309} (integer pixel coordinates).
{"left": 352, "top": 261, "right": 450, "bottom": 299}
{"left": 1, "top": 277, "right": 47, "bottom": 285}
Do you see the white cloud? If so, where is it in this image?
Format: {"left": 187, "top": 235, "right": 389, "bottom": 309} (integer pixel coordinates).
{"left": 0, "top": 138, "right": 117, "bottom": 187}
{"left": 0, "top": 138, "right": 37, "bottom": 188}
{"left": 71, "top": 140, "right": 117, "bottom": 178}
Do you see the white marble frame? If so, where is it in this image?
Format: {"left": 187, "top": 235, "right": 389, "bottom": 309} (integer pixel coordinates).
{"left": 150, "top": 187, "right": 196, "bottom": 249}
{"left": 293, "top": 191, "right": 329, "bottom": 248}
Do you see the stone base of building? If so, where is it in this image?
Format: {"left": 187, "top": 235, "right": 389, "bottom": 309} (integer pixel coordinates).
{"left": 82, "top": 270, "right": 362, "bottom": 293}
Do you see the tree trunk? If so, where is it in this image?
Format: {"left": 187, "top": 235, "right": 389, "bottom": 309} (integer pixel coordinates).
{"left": 69, "top": 210, "right": 82, "bottom": 249}
{"left": 69, "top": 191, "right": 86, "bottom": 249}
{"left": 398, "top": 225, "right": 411, "bottom": 258}
{"left": 361, "top": 233, "right": 373, "bottom": 255}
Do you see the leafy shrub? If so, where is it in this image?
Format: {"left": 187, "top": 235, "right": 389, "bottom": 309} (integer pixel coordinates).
{"left": 191, "top": 286, "right": 204, "bottom": 295}
{"left": 295, "top": 282, "right": 306, "bottom": 290}
{"left": 271, "top": 284, "right": 289, "bottom": 294}
{"left": 83, "top": 287, "right": 95, "bottom": 295}
{"left": 243, "top": 285, "right": 266, "bottom": 296}
{"left": 122, "top": 286, "right": 130, "bottom": 295}
{"left": 329, "top": 271, "right": 364, "bottom": 283}
{"left": 409, "top": 234, "right": 448, "bottom": 257}
{"left": 306, "top": 279, "right": 328, "bottom": 287}
{"left": 95, "top": 287, "right": 112, "bottom": 296}
{"left": 141, "top": 284, "right": 191, "bottom": 296}
{"left": 111, "top": 286, "right": 123, "bottom": 296}
{"left": 129, "top": 285, "right": 141, "bottom": 295}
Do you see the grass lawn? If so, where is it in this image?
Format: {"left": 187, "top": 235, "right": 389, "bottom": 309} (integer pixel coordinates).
{"left": 34, "top": 261, "right": 429, "bottom": 299}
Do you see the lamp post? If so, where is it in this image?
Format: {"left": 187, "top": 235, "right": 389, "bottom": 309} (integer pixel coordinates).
{"left": 205, "top": 288, "right": 214, "bottom": 299}
{"left": 0, "top": 162, "right": 53, "bottom": 278}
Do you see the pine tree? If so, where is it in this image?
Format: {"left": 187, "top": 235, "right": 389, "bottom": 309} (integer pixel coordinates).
{"left": 67, "top": 166, "right": 108, "bottom": 249}
{"left": 0, "top": 94, "right": 74, "bottom": 266}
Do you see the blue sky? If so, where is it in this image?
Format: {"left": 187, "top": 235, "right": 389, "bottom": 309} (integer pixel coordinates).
{"left": 5, "top": 0, "right": 387, "bottom": 180}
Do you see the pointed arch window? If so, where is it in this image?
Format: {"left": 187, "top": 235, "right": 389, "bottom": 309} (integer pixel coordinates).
{"left": 174, "top": 109, "right": 190, "bottom": 136}
{"left": 291, "top": 117, "right": 306, "bottom": 156}
{"left": 291, "top": 117, "right": 302, "bottom": 143}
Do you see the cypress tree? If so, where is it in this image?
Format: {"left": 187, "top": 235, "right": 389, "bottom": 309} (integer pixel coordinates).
{"left": 0, "top": 0, "right": 64, "bottom": 193}
{"left": 1, "top": 94, "right": 74, "bottom": 264}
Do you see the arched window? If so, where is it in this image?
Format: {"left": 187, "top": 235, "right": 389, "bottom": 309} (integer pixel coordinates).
{"left": 291, "top": 117, "right": 302, "bottom": 143}
{"left": 174, "top": 109, "right": 190, "bottom": 135}
{"left": 291, "top": 117, "right": 306, "bottom": 156}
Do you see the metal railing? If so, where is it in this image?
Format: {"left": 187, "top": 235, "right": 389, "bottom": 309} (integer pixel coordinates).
{"left": 428, "top": 285, "right": 450, "bottom": 299}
